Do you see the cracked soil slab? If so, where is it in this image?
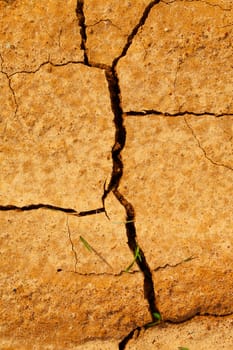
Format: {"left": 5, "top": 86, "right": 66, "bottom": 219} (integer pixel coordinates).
{"left": 1, "top": 0, "right": 233, "bottom": 348}
{"left": 125, "top": 315, "right": 233, "bottom": 350}
{"left": 117, "top": 0, "right": 233, "bottom": 114}
{"left": 116, "top": 115, "right": 233, "bottom": 321}
{"left": 0, "top": 211, "right": 151, "bottom": 347}
{"left": 0, "top": 0, "right": 83, "bottom": 74}
{"left": 0, "top": 63, "right": 113, "bottom": 210}
{"left": 83, "top": 0, "right": 149, "bottom": 65}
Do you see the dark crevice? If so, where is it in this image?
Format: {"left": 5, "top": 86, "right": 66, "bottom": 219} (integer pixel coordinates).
{"left": 0, "top": 203, "right": 105, "bottom": 216}
{"left": 119, "top": 327, "right": 141, "bottom": 350}
{"left": 75, "top": 0, "right": 161, "bottom": 70}
{"left": 76, "top": 0, "right": 89, "bottom": 65}
{"left": 101, "top": 61, "right": 160, "bottom": 349}
{"left": 91, "top": 3, "right": 163, "bottom": 347}
{"left": 102, "top": 67, "right": 126, "bottom": 206}
{"left": 113, "top": 0, "right": 161, "bottom": 68}
{"left": 119, "top": 311, "right": 233, "bottom": 349}
{"left": 0, "top": 0, "right": 230, "bottom": 346}
{"left": 125, "top": 109, "right": 233, "bottom": 117}
{"left": 114, "top": 190, "right": 160, "bottom": 319}
{"left": 72, "top": 207, "right": 105, "bottom": 217}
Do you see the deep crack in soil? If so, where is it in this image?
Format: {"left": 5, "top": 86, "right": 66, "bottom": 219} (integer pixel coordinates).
{"left": 76, "top": 0, "right": 89, "bottom": 65}
{"left": 1, "top": 0, "right": 231, "bottom": 348}
{"left": 104, "top": 65, "right": 160, "bottom": 350}
{"left": 75, "top": 0, "right": 163, "bottom": 348}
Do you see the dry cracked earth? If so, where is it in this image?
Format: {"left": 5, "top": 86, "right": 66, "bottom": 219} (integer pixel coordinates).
{"left": 0, "top": 0, "right": 233, "bottom": 349}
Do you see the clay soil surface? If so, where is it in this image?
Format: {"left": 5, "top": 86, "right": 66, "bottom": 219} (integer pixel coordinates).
{"left": 0, "top": 1, "right": 232, "bottom": 349}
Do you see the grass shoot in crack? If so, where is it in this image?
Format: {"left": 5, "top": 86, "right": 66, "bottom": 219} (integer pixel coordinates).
{"left": 144, "top": 312, "right": 162, "bottom": 328}
{"left": 124, "top": 245, "right": 142, "bottom": 272}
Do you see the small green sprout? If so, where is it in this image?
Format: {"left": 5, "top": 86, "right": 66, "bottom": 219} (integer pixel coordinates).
{"left": 125, "top": 245, "right": 142, "bottom": 272}
{"left": 178, "top": 347, "right": 190, "bottom": 350}
{"left": 153, "top": 312, "right": 161, "bottom": 321}
{"left": 145, "top": 312, "right": 162, "bottom": 328}
{"left": 79, "top": 235, "right": 92, "bottom": 252}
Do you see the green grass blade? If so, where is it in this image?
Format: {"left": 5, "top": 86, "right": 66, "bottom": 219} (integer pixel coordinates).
{"left": 144, "top": 312, "right": 162, "bottom": 328}
{"left": 135, "top": 246, "right": 142, "bottom": 262}
{"left": 79, "top": 236, "right": 92, "bottom": 252}
{"left": 124, "top": 245, "right": 142, "bottom": 272}
{"left": 124, "top": 260, "right": 136, "bottom": 273}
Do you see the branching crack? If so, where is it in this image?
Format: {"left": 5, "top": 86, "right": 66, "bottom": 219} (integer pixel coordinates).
{"left": 113, "top": 0, "right": 161, "bottom": 68}
{"left": 67, "top": 3, "right": 163, "bottom": 323}
{"left": 2, "top": 0, "right": 231, "bottom": 346}
{"left": 86, "top": 19, "right": 121, "bottom": 31}
{"left": 74, "top": 1, "right": 165, "bottom": 347}
{"left": 102, "top": 64, "right": 161, "bottom": 349}
{"left": 119, "top": 311, "right": 233, "bottom": 349}
{"left": 6, "top": 59, "right": 84, "bottom": 77}
{"left": 0, "top": 54, "right": 18, "bottom": 122}
{"left": 0, "top": 59, "right": 85, "bottom": 133}
{"left": 184, "top": 117, "right": 233, "bottom": 172}
{"left": 114, "top": 190, "right": 160, "bottom": 319}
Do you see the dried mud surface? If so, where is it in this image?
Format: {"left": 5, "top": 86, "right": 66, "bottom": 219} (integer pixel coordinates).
{"left": 0, "top": 0, "right": 233, "bottom": 349}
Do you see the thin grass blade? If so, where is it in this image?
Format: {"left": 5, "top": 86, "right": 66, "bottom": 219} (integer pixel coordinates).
{"left": 79, "top": 236, "right": 92, "bottom": 252}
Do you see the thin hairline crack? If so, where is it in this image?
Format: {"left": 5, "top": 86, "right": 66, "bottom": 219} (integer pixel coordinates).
{"left": 184, "top": 116, "right": 233, "bottom": 172}
{"left": 0, "top": 59, "right": 86, "bottom": 134}
{"left": 0, "top": 53, "right": 18, "bottom": 120}
{"left": 161, "top": 0, "right": 232, "bottom": 11}
{"left": 66, "top": 216, "right": 78, "bottom": 273}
